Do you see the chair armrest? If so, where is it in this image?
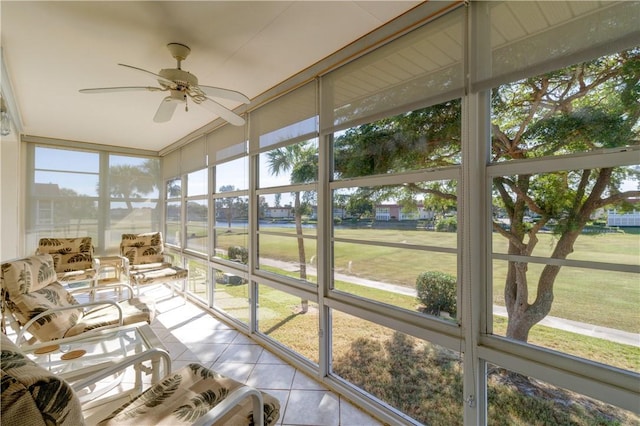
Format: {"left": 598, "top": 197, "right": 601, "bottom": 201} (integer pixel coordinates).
{"left": 16, "top": 300, "right": 124, "bottom": 346}
{"left": 71, "top": 347, "right": 171, "bottom": 392}
{"left": 69, "top": 282, "right": 136, "bottom": 300}
{"left": 191, "top": 385, "right": 265, "bottom": 426}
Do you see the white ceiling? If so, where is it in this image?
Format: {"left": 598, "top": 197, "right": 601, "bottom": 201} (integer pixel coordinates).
{"left": 1, "top": 1, "right": 422, "bottom": 153}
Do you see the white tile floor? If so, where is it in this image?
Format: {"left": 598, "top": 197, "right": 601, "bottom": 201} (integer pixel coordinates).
{"left": 126, "top": 285, "right": 384, "bottom": 426}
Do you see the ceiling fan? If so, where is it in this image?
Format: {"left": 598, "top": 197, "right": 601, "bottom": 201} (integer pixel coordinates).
{"left": 80, "top": 43, "right": 249, "bottom": 125}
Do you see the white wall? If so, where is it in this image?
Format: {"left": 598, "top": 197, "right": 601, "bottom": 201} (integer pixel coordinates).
{"left": 0, "top": 131, "right": 22, "bottom": 260}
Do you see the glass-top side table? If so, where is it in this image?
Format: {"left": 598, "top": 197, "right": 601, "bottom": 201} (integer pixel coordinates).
{"left": 21, "top": 322, "right": 169, "bottom": 388}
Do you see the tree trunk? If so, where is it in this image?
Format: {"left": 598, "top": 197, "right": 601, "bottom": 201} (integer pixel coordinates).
{"left": 504, "top": 224, "right": 589, "bottom": 341}
{"left": 294, "top": 192, "right": 308, "bottom": 313}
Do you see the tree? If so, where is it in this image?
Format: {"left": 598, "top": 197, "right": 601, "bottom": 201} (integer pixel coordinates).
{"left": 267, "top": 141, "right": 318, "bottom": 313}
{"left": 106, "top": 164, "right": 156, "bottom": 212}
{"left": 490, "top": 51, "right": 640, "bottom": 340}
{"left": 335, "top": 49, "right": 640, "bottom": 342}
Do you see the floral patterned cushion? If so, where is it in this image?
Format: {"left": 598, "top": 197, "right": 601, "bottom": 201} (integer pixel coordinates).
{"left": 0, "top": 333, "right": 84, "bottom": 426}
{"left": 1, "top": 254, "right": 155, "bottom": 342}
{"left": 98, "top": 363, "right": 280, "bottom": 425}
{"left": 36, "top": 237, "right": 96, "bottom": 283}
{"left": 65, "top": 297, "right": 156, "bottom": 338}
{"left": 120, "top": 233, "right": 165, "bottom": 265}
{"left": 1, "top": 255, "right": 83, "bottom": 341}
{"left": 129, "top": 267, "right": 189, "bottom": 286}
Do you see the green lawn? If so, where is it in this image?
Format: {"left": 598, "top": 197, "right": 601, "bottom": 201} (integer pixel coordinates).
{"left": 251, "top": 228, "right": 639, "bottom": 334}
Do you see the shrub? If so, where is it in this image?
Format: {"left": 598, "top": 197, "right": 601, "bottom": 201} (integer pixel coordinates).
{"left": 228, "top": 245, "right": 248, "bottom": 264}
{"left": 416, "top": 271, "right": 457, "bottom": 318}
{"left": 435, "top": 216, "right": 457, "bottom": 232}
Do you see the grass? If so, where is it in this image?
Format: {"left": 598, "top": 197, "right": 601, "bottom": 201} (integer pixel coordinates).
{"left": 251, "top": 229, "right": 639, "bottom": 333}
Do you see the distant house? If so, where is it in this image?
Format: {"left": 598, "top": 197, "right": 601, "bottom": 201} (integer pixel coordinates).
{"left": 264, "top": 206, "right": 294, "bottom": 219}
{"left": 374, "top": 204, "right": 435, "bottom": 221}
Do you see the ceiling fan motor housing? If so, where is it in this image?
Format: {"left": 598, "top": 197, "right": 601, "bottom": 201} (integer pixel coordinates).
{"left": 158, "top": 68, "right": 198, "bottom": 91}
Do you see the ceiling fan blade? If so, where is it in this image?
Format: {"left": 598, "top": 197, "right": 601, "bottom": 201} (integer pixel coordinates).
{"left": 79, "top": 86, "right": 163, "bottom": 94}
{"left": 118, "top": 63, "right": 175, "bottom": 87}
{"left": 153, "top": 97, "right": 179, "bottom": 123}
{"left": 198, "top": 85, "right": 250, "bottom": 104}
{"left": 199, "top": 97, "right": 245, "bottom": 126}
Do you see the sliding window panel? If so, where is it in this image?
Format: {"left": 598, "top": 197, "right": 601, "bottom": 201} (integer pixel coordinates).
{"left": 257, "top": 283, "right": 319, "bottom": 364}
{"left": 186, "top": 257, "right": 208, "bottom": 303}
{"left": 258, "top": 139, "right": 318, "bottom": 188}
{"left": 215, "top": 156, "right": 248, "bottom": 191}
{"left": 257, "top": 233, "right": 317, "bottom": 284}
{"left": 486, "top": 362, "right": 639, "bottom": 424}
{"left": 331, "top": 179, "right": 459, "bottom": 320}
{"left": 212, "top": 266, "right": 249, "bottom": 326}
{"left": 213, "top": 195, "right": 249, "bottom": 261}
{"left": 331, "top": 309, "right": 463, "bottom": 425}
{"left": 165, "top": 200, "right": 182, "bottom": 246}
{"left": 333, "top": 241, "right": 457, "bottom": 319}
{"left": 492, "top": 260, "right": 640, "bottom": 373}
{"left": 185, "top": 199, "right": 208, "bottom": 254}
{"left": 258, "top": 192, "right": 318, "bottom": 237}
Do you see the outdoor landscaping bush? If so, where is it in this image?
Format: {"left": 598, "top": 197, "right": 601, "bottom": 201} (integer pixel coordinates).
{"left": 228, "top": 245, "right": 248, "bottom": 264}
{"left": 416, "top": 271, "right": 457, "bottom": 318}
{"left": 435, "top": 216, "right": 457, "bottom": 232}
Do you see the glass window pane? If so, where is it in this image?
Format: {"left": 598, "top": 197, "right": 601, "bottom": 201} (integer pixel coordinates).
{"left": 331, "top": 309, "right": 463, "bottom": 425}
{"left": 109, "top": 155, "right": 159, "bottom": 199}
{"left": 257, "top": 234, "right": 317, "bottom": 284}
{"left": 491, "top": 50, "right": 639, "bottom": 162}
{"left": 333, "top": 183, "right": 457, "bottom": 245}
{"left": 165, "top": 201, "right": 182, "bottom": 246}
{"left": 187, "top": 168, "right": 208, "bottom": 197}
{"left": 486, "top": 363, "right": 639, "bottom": 424}
{"left": 186, "top": 258, "right": 208, "bottom": 303}
{"left": 30, "top": 197, "right": 98, "bottom": 242}
{"left": 166, "top": 177, "right": 181, "bottom": 199}
{"left": 492, "top": 262, "right": 639, "bottom": 373}
{"left": 257, "top": 283, "right": 319, "bottom": 364}
{"left": 215, "top": 195, "right": 248, "bottom": 231}
{"left": 29, "top": 146, "right": 160, "bottom": 254}
{"left": 333, "top": 241, "right": 457, "bottom": 317}
{"left": 258, "top": 139, "right": 318, "bottom": 188}
{"left": 107, "top": 201, "right": 159, "bottom": 253}
{"left": 213, "top": 267, "right": 249, "bottom": 326}
{"left": 333, "top": 100, "right": 461, "bottom": 180}
{"left": 213, "top": 195, "right": 248, "bottom": 262}
{"left": 492, "top": 167, "right": 640, "bottom": 266}
{"left": 35, "top": 146, "right": 99, "bottom": 173}
{"left": 186, "top": 199, "right": 208, "bottom": 253}
{"left": 258, "top": 192, "right": 317, "bottom": 236}
{"left": 216, "top": 157, "right": 248, "bottom": 191}
{"left": 35, "top": 170, "right": 99, "bottom": 197}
